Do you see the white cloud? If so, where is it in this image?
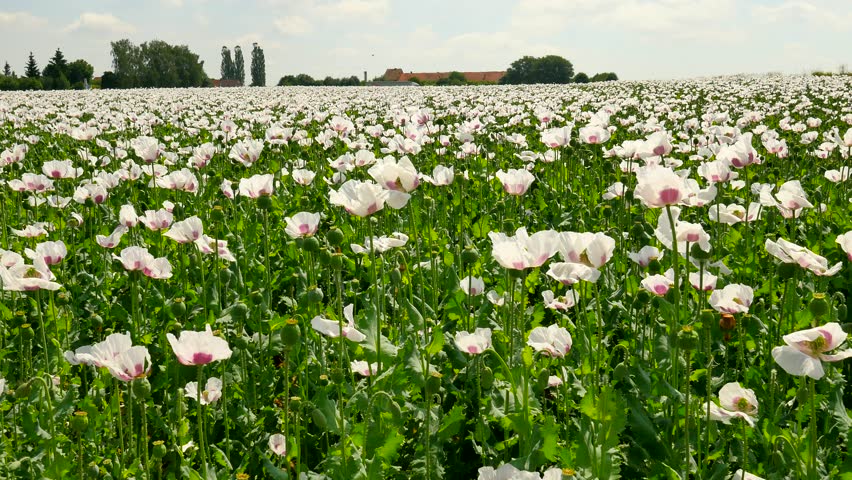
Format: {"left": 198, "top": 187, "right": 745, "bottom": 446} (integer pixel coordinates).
{"left": 752, "top": 1, "right": 851, "bottom": 31}
{"left": 275, "top": 16, "right": 312, "bottom": 35}
{"left": 0, "top": 11, "right": 47, "bottom": 29}
{"left": 161, "top": 0, "right": 185, "bottom": 7}
{"left": 63, "top": 13, "right": 137, "bottom": 34}
{"left": 313, "top": 0, "right": 390, "bottom": 21}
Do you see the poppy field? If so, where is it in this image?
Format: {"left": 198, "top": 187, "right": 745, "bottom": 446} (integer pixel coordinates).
{"left": 1, "top": 76, "right": 852, "bottom": 479}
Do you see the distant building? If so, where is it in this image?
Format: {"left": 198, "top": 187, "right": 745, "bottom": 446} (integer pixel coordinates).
{"left": 382, "top": 68, "right": 505, "bottom": 84}
{"left": 212, "top": 79, "right": 243, "bottom": 87}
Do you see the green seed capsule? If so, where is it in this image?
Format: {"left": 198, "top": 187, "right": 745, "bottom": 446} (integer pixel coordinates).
{"left": 327, "top": 228, "right": 345, "bottom": 246}
{"left": 690, "top": 243, "right": 712, "bottom": 260}
{"left": 282, "top": 318, "right": 301, "bottom": 346}
{"left": 461, "top": 247, "right": 480, "bottom": 264}
{"left": 809, "top": 293, "right": 830, "bottom": 319}
{"left": 170, "top": 300, "right": 187, "bottom": 318}
{"left": 210, "top": 206, "right": 226, "bottom": 222}
{"left": 257, "top": 195, "right": 273, "bottom": 210}
{"left": 152, "top": 440, "right": 167, "bottom": 459}
{"left": 305, "top": 287, "right": 323, "bottom": 305}
{"left": 70, "top": 411, "right": 89, "bottom": 433}
{"left": 318, "top": 248, "right": 332, "bottom": 265}
{"left": 230, "top": 302, "right": 249, "bottom": 322}
{"left": 302, "top": 236, "right": 320, "bottom": 253}
{"left": 330, "top": 253, "right": 344, "bottom": 269}
{"left": 647, "top": 259, "right": 662, "bottom": 275}
{"left": 613, "top": 362, "right": 629, "bottom": 381}
{"left": 678, "top": 326, "right": 700, "bottom": 351}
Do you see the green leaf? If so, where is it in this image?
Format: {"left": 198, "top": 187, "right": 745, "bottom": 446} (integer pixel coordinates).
{"left": 426, "top": 328, "right": 444, "bottom": 356}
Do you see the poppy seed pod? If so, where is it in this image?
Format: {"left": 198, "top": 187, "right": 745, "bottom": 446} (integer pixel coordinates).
{"left": 330, "top": 253, "right": 344, "bottom": 269}
{"left": 808, "top": 293, "right": 830, "bottom": 319}
{"left": 210, "top": 206, "right": 225, "bottom": 222}
{"left": 170, "top": 299, "right": 187, "bottom": 318}
{"left": 690, "top": 243, "right": 712, "bottom": 261}
{"left": 719, "top": 313, "right": 736, "bottom": 331}
{"left": 326, "top": 228, "right": 344, "bottom": 246}
{"left": 330, "top": 368, "right": 345, "bottom": 384}
{"left": 152, "top": 440, "right": 167, "bottom": 459}
{"left": 70, "top": 411, "right": 88, "bottom": 433}
{"left": 698, "top": 309, "right": 715, "bottom": 327}
{"left": 613, "top": 362, "right": 629, "bottom": 381}
{"left": 647, "top": 258, "right": 663, "bottom": 275}
{"left": 461, "top": 247, "right": 480, "bottom": 264}
{"left": 305, "top": 287, "right": 323, "bottom": 305}
{"left": 282, "top": 318, "right": 301, "bottom": 347}
{"left": 318, "top": 248, "right": 332, "bottom": 265}
{"left": 20, "top": 323, "right": 34, "bottom": 340}
{"left": 678, "top": 326, "right": 700, "bottom": 351}
{"left": 256, "top": 195, "right": 273, "bottom": 210}
{"left": 230, "top": 302, "right": 249, "bottom": 322}
{"left": 302, "top": 236, "right": 320, "bottom": 253}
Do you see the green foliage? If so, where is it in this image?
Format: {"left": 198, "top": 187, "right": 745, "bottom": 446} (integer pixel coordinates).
{"left": 24, "top": 51, "right": 39, "bottom": 78}
{"left": 591, "top": 72, "right": 619, "bottom": 82}
{"left": 66, "top": 59, "right": 94, "bottom": 85}
{"left": 574, "top": 72, "right": 590, "bottom": 83}
{"left": 501, "top": 55, "right": 574, "bottom": 84}
{"left": 250, "top": 43, "right": 266, "bottom": 86}
{"left": 110, "top": 38, "right": 208, "bottom": 88}
{"left": 234, "top": 45, "right": 246, "bottom": 85}
{"left": 221, "top": 46, "right": 236, "bottom": 81}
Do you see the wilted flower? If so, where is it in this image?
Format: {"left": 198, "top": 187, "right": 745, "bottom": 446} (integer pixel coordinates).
{"left": 772, "top": 322, "right": 852, "bottom": 380}
{"left": 184, "top": 377, "right": 223, "bottom": 405}
{"left": 310, "top": 304, "right": 366, "bottom": 342}
{"left": 542, "top": 289, "right": 578, "bottom": 310}
{"left": 351, "top": 360, "right": 378, "bottom": 377}
{"left": 269, "top": 434, "right": 287, "bottom": 456}
{"left": 709, "top": 284, "right": 754, "bottom": 314}
{"left": 546, "top": 262, "right": 601, "bottom": 285}
{"left": 765, "top": 238, "right": 842, "bottom": 276}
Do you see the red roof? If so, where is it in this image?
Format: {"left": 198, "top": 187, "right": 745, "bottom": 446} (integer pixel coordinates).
{"left": 383, "top": 68, "right": 505, "bottom": 83}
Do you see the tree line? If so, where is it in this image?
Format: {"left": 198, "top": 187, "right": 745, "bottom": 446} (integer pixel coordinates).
{"left": 500, "top": 55, "right": 618, "bottom": 84}
{"left": 0, "top": 49, "right": 94, "bottom": 91}
{"left": 220, "top": 43, "right": 266, "bottom": 86}
{"left": 277, "top": 74, "right": 361, "bottom": 86}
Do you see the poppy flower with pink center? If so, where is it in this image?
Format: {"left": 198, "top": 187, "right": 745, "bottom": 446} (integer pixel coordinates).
{"left": 167, "top": 324, "right": 232, "bottom": 366}
{"left": 284, "top": 212, "right": 320, "bottom": 238}
{"left": 771, "top": 322, "right": 852, "bottom": 380}
{"left": 454, "top": 328, "right": 492, "bottom": 355}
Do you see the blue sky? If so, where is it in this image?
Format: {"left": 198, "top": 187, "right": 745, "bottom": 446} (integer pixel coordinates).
{"left": 0, "top": 0, "right": 850, "bottom": 83}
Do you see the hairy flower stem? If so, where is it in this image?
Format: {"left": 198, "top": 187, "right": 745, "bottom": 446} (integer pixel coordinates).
{"left": 197, "top": 366, "right": 209, "bottom": 477}
{"left": 809, "top": 377, "right": 817, "bottom": 479}
{"left": 665, "top": 205, "right": 681, "bottom": 383}
{"left": 684, "top": 350, "right": 691, "bottom": 479}
{"left": 367, "top": 217, "right": 381, "bottom": 375}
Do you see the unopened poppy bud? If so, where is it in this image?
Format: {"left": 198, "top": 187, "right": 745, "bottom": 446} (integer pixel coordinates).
{"left": 777, "top": 262, "right": 798, "bottom": 281}
{"left": 218, "top": 269, "right": 233, "bottom": 284}
{"left": 629, "top": 223, "right": 646, "bottom": 240}
{"left": 389, "top": 268, "right": 402, "bottom": 284}
{"left": 330, "top": 368, "right": 345, "bottom": 384}
{"left": 71, "top": 411, "right": 88, "bottom": 433}
{"left": 678, "top": 326, "right": 700, "bottom": 351}
{"left": 282, "top": 318, "right": 301, "bottom": 346}
{"left": 132, "top": 378, "right": 152, "bottom": 399}
{"left": 326, "top": 228, "right": 344, "bottom": 246}
{"left": 56, "top": 291, "right": 71, "bottom": 306}
{"left": 257, "top": 195, "right": 273, "bottom": 210}
{"left": 425, "top": 372, "right": 442, "bottom": 395}
{"left": 480, "top": 367, "right": 494, "bottom": 390}
{"left": 808, "top": 293, "right": 830, "bottom": 319}
{"left": 302, "top": 236, "right": 320, "bottom": 253}
{"left": 838, "top": 304, "right": 848, "bottom": 322}
{"left": 152, "top": 440, "right": 167, "bottom": 459}
{"left": 249, "top": 290, "right": 264, "bottom": 305}
{"left": 719, "top": 313, "right": 736, "bottom": 331}
{"left": 613, "top": 362, "right": 629, "bottom": 381}
{"left": 536, "top": 369, "right": 551, "bottom": 390}
{"left": 312, "top": 408, "right": 328, "bottom": 429}
{"left": 461, "top": 247, "right": 480, "bottom": 264}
